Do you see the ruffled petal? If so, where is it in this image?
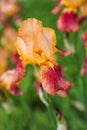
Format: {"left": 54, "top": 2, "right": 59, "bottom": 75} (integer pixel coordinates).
{"left": 41, "top": 65, "right": 73, "bottom": 96}
{"left": 15, "top": 18, "right": 56, "bottom": 66}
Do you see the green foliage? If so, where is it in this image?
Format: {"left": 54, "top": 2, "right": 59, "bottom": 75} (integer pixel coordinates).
{"left": 0, "top": 0, "right": 87, "bottom": 130}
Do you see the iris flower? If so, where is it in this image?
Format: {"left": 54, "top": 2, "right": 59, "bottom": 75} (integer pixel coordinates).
{"left": 52, "top": 0, "right": 87, "bottom": 32}
{"left": 0, "top": 0, "right": 21, "bottom": 25}
{"left": 0, "top": 69, "right": 23, "bottom": 95}
{"left": 1, "top": 27, "right": 17, "bottom": 53}
{"left": 12, "top": 18, "right": 73, "bottom": 96}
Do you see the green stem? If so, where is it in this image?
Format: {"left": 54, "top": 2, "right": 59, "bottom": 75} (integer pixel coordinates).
{"left": 47, "top": 104, "right": 57, "bottom": 129}
{"left": 45, "top": 94, "right": 57, "bottom": 129}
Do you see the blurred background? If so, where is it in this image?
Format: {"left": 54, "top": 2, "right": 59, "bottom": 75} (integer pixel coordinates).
{"left": 0, "top": 0, "right": 87, "bottom": 130}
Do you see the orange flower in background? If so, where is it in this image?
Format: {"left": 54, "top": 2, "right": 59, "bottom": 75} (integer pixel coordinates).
{"left": 1, "top": 26, "right": 20, "bottom": 65}
{"left": 81, "top": 4, "right": 87, "bottom": 17}
{"left": 0, "top": 0, "right": 19, "bottom": 16}
{"left": 0, "top": 26, "right": 25, "bottom": 95}
{"left": 62, "top": 0, "right": 87, "bottom": 19}
{"left": 14, "top": 18, "right": 73, "bottom": 96}
{"left": 52, "top": 0, "right": 87, "bottom": 33}
{"left": 0, "top": 49, "right": 8, "bottom": 75}
{"left": 0, "top": 0, "right": 22, "bottom": 25}
{"left": 0, "top": 69, "right": 23, "bottom": 95}
{"left": 52, "top": 0, "right": 87, "bottom": 13}
{"left": 0, "top": 0, "right": 19, "bottom": 21}
{"left": 0, "top": 70, "right": 16, "bottom": 93}
{"left": 1, "top": 27, "right": 17, "bottom": 53}
{"left": 61, "top": 0, "right": 87, "bottom": 10}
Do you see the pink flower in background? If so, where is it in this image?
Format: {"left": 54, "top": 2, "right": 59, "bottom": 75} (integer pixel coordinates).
{"left": 1, "top": 26, "right": 19, "bottom": 68}
{"left": 0, "top": 60, "right": 26, "bottom": 95}
{"left": 0, "top": 69, "right": 22, "bottom": 95}
{"left": 52, "top": 0, "right": 87, "bottom": 33}
{"left": 57, "top": 11, "right": 79, "bottom": 32}
{"left": 1, "top": 27, "right": 17, "bottom": 53}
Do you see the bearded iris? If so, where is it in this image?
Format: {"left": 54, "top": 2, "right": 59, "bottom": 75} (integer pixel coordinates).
{"left": 52, "top": 0, "right": 87, "bottom": 33}
{"left": 9, "top": 18, "right": 73, "bottom": 96}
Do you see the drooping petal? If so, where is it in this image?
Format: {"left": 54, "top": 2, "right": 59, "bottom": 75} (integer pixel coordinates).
{"left": 42, "top": 65, "right": 59, "bottom": 95}
{"left": 10, "top": 59, "right": 26, "bottom": 95}
{"left": 41, "top": 65, "right": 73, "bottom": 96}
{"left": 0, "top": 60, "right": 26, "bottom": 95}
{"left": 11, "top": 52, "right": 20, "bottom": 63}
{"left": 54, "top": 65, "right": 73, "bottom": 94}
{"left": 55, "top": 46, "right": 72, "bottom": 56}
{"left": 10, "top": 84, "right": 23, "bottom": 95}
{"left": 52, "top": 1, "right": 61, "bottom": 14}
{"left": 11, "top": 59, "right": 26, "bottom": 83}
